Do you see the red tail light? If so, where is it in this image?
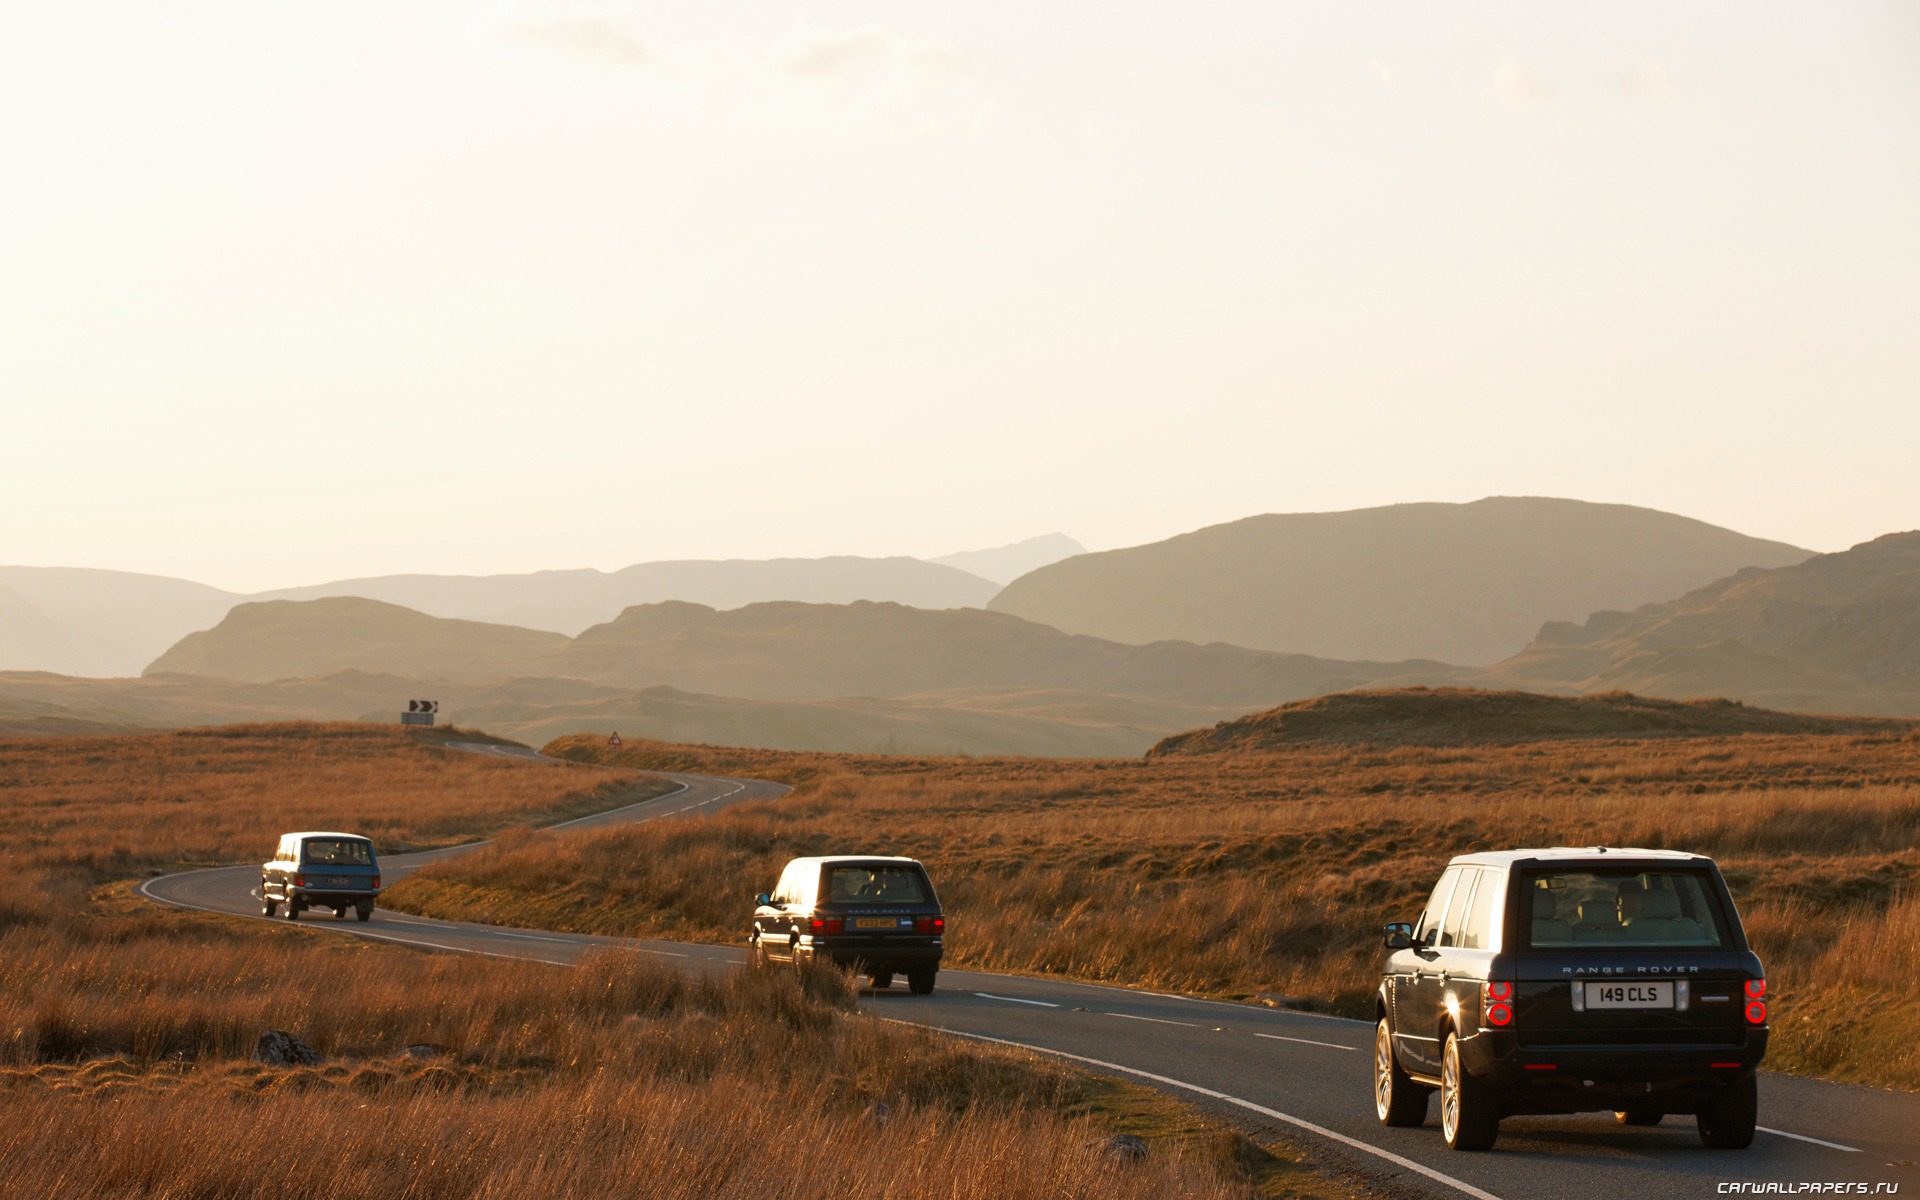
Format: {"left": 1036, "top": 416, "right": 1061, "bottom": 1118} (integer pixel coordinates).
{"left": 293, "top": 874, "right": 306, "bottom": 887}
{"left": 372, "top": 876, "right": 381, "bottom": 889}
{"left": 808, "top": 917, "right": 843, "bottom": 936}
{"left": 1744, "top": 978, "right": 1767, "bottom": 1025}
{"left": 1483, "top": 980, "right": 1514, "bottom": 1027}
{"left": 913, "top": 915, "right": 945, "bottom": 935}
{"left": 1743, "top": 978, "right": 1766, "bottom": 999}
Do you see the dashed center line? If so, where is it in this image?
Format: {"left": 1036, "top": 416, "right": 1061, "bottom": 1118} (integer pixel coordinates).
{"left": 1253, "top": 1032, "right": 1359, "bottom": 1052}
{"left": 1757, "top": 1126, "right": 1861, "bottom": 1153}
{"left": 1104, "top": 1012, "right": 1198, "bottom": 1027}
{"left": 974, "top": 992, "right": 1060, "bottom": 1008}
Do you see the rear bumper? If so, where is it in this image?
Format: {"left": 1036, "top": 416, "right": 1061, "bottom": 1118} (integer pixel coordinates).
{"left": 292, "top": 888, "right": 380, "bottom": 906}
{"left": 799, "top": 939, "right": 942, "bottom": 972}
{"left": 1463, "top": 1027, "right": 1767, "bottom": 1113}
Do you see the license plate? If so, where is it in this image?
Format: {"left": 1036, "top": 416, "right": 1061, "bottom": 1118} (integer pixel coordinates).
{"left": 854, "top": 917, "right": 903, "bottom": 930}
{"left": 1585, "top": 981, "right": 1673, "bottom": 1009}
{"left": 324, "top": 876, "right": 354, "bottom": 887}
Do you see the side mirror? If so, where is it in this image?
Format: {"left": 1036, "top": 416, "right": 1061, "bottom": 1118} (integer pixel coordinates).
{"left": 754, "top": 893, "right": 772, "bottom": 907}
{"left": 1382, "top": 922, "right": 1413, "bottom": 950}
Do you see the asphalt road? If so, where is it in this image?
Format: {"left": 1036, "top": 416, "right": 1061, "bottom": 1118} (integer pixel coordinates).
{"left": 141, "top": 762, "right": 1920, "bottom": 1200}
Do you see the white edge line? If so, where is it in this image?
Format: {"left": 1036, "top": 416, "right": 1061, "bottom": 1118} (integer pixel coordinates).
{"left": 1104, "top": 1011, "right": 1197, "bottom": 1027}
{"left": 881, "top": 1021, "right": 1503, "bottom": 1200}
{"left": 1253, "top": 1032, "right": 1360, "bottom": 1052}
{"left": 1756, "top": 1126, "right": 1861, "bottom": 1153}
{"left": 974, "top": 992, "right": 1061, "bottom": 1008}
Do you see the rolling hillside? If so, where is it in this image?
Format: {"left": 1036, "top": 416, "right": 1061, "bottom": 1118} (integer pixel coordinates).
{"left": 1483, "top": 530, "right": 1920, "bottom": 715}
{"left": 147, "top": 598, "right": 571, "bottom": 683}
{"left": 989, "top": 497, "right": 1810, "bottom": 664}
{"left": 1149, "top": 687, "right": 1911, "bottom": 754}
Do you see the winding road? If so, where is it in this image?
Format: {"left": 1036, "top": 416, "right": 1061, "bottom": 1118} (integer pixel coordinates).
{"left": 141, "top": 756, "right": 1920, "bottom": 1200}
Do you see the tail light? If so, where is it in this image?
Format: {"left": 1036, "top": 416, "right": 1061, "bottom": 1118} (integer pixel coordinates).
{"left": 293, "top": 874, "right": 306, "bottom": 887}
{"left": 1483, "top": 980, "right": 1513, "bottom": 1028}
{"left": 808, "top": 917, "right": 843, "bottom": 936}
{"left": 1744, "top": 977, "right": 1767, "bottom": 1025}
{"left": 913, "top": 915, "right": 945, "bottom": 935}
{"left": 372, "top": 876, "right": 381, "bottom": 889}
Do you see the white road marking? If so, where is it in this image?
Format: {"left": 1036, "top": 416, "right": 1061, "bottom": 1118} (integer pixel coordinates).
{"left": 892, "top": 1023, "right": 1504, "bottom": 1200}
{"left": 635, "top": 948, "right": 688, "bottom": 958}
{"left": 1757, "top": 1126, "right": 1861, "bottom": 1153}
{"left": 1104, "top": 1012, "right": 1198, "bottom": 1027}
{"left": 547, "top": 781, "right": 694, "bottom": 831}
{"left": 974, "top": 992, "right": 1060, "bottom": 1008}
{"left": 1254, "top": 1032, "right": 1360, "bottom": 1052}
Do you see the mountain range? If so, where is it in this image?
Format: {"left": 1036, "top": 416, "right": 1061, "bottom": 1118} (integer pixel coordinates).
{"left": 989, "top": 497, "right": 1811, "bottom": 665}
{"left": 0, "top": 534, "right": 1085, "bottom": 678}
{"left": 6, "top": 500, "right": 1915, "bottom": 756}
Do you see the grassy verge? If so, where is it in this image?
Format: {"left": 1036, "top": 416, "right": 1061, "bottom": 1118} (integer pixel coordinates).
{"left": 384, "top": 732, "right": 1920, "bottom": 1092}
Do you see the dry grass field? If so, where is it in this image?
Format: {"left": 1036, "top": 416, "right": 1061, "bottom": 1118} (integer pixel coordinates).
{"left": 0, "top": 723, "right": 644, "bottom": 879}
{"left": 0, "top": 724, "right": 1344, "bottom": 1199}
{"left": 386, "top": 730, "right": 1920, "bottom": 1092}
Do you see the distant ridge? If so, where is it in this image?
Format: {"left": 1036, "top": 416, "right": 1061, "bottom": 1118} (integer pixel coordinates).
{"left": 1148, "top": 688, "right": 1911, "bottom": 755}
{"left": 148, "top": 598, "right": 570, "bottom": 683}
{"left": 1483, "top": 530, "right": 1920, "bottom": 715}
{"left": 990, "top": 498, "right": 1811, "bottom": 665}
{"left": 930, "top": 534, "right": 1085, "bottom": 585}
{"left": 256, "top": 555, "right": 1001, "bottom": 634}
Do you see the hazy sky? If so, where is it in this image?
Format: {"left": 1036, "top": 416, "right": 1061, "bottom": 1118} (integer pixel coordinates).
{"left": 4, "top": 1, "right": 1916, "bottom": 592}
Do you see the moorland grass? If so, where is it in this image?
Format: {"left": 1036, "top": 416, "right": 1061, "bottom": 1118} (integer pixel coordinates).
{"left": 384, "top": 731, "right": 1920, "bottom": 1091}
{"left": 0, "top": 724, "right": 1336, "bottom": 1199}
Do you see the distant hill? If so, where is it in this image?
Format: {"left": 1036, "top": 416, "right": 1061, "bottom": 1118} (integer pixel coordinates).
{"left": 0, "top": 567, "right": 241, "bottom": 677}
{"left": 255, "top": 556, "right": 1000, "bottom": 634}
{"left": 1149, "top": 687, "right": 1911, "bottom": 754}
{"left": 550, "top": 599, "right": 1467, "bottom": 704}
{"left": 929, "top": 534, "right": 1085, "bottom": 585}
{"left": 989, "top": 498, "right": 1811, "bottom": 665}
{"left": 147, "top": 598, "right": 570, "bottom": 682}
{"left": 1483, "top": 531, "right": 1920, "bottom": 715}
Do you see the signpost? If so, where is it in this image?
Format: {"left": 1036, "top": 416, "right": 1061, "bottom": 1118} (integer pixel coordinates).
{"left": 401, "top": 699, "right": 439, "bottom": 728}
{"left": 608, "top": 732, "right": 622, "bottom": 747}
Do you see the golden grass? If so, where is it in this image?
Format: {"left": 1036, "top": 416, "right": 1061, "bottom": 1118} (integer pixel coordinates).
{"left": 0, "top": 722, "right": 640, "bottom": 877}
{"left": 386, "top": 731, "right": 1920, "bottom": 1091}
{"left": 0, "top": 725, "right": 1330, "bottom": 1198}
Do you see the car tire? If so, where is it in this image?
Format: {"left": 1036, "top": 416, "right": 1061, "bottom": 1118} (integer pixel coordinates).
{"left": 1375, "top": 1019, "right": 1430, "bottom": 1127}
{"left": 1696, "top": 1074, "right": 1758, "bottom": 1149}
{"left": 907, "top": 969, "right": 937, "bottom": 995}
{"left": 749, "top": 937, "right": 769, "bottom": 969}
{"left": 870, "top": 971, "right": 894, "bottom": 990}
{"left": 1615, "top": 1107, "right": 1664, "bottom": 1127}
{"left": 1440, "top": 1032, "right": 1499, "bottom": 1151}
{"left": 334, "top": 907, "right": 348, "bottom": 920}
{"left": 285, "top": 901, "right": 301, "bottom": 921}
{"left": 262, "top": 897, "right": 278, "bottom": 917}
{"left": 356, "top": 902, "right": 374, "bottom": 922}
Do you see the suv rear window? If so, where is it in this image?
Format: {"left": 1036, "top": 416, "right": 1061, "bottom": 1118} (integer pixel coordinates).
{"left": 823, "top": 865, "right": 930, "bottom": 906}
{"left": 1523, "top": 868, "right": 1728, "bottom": 949}
{"left": 304, "top": 839, "right": 373, "bottom": 866}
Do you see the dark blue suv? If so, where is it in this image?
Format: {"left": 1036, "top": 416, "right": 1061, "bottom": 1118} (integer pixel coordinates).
{"left": 1375, "top": 848, "right": 1767, "bottom": 1151}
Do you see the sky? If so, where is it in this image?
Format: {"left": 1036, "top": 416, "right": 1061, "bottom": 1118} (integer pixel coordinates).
{"left": 3, "top": 1, "right": 1916, "bottom": 592}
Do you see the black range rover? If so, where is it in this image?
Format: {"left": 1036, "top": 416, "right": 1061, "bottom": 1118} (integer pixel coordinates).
{"left": 751, "top": 856, "right": 945, "bottom": 994}
{"left": 1374, "top": 847, "right": 1768, "bottom": 1151}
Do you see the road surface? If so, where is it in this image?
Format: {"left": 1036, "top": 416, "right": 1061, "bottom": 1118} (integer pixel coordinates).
{"left": 141, "top": 764, "right": 1920, "bottom": 1200}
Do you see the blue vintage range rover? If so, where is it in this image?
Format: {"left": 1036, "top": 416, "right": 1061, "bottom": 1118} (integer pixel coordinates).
{"left": 262, "top": 831, "right": 382, "bottom": 922}
{"left": 1374, "top": 847, "right": 1768, "bottom": 1151}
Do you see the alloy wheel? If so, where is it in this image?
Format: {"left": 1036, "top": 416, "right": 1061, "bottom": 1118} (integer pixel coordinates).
{"left": 1374, "top": 1023, "right": 1394, "bottom": 1119}
{"left": 1441, "top": 1037, "right": 1461, "bottom": 1143}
